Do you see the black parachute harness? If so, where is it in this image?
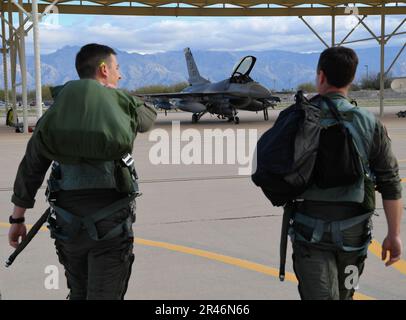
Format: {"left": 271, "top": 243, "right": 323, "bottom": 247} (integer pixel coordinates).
{"left": 288, "top": 205, "right": 372, "bottom": 254}
{"left": 278, "top": 201, "right": 373, "bottom": 282}
{"left": 45, "top": 154, "right": 140, "bottom": 242}
{"left": 276, "top": 96, "right": 374, "bottom": 282}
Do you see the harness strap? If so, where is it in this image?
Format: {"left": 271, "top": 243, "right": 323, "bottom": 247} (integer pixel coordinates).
{"left": 294, "top": 212, "right": 371, "bottom": 232}
{"left": 279, "top": 203, "right": 294, "bottom": 282}
{"left": 49, "top": 193, "right": 136, "bottom": 241}
{"left": 311, "top": 219, "right": 324, "bottom": 243}
{"left": 291, "top": 212, "right": 372, "bottom": 253}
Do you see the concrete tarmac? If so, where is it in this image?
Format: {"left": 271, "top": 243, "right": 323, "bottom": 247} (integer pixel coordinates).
{"left": 0, "top": 106, "right": 405, "bottom": 300}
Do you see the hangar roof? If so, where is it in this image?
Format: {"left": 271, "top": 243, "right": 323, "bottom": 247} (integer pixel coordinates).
{"left": 3, "top": 1, "right": 406, "bottom": 16}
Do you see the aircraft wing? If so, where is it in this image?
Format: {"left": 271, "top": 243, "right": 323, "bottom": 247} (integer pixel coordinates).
{"left": 135, "top": 92, "right": 232, "bottom": 100}
{"left": 136, "top": 91, "right": 280, "bottom": 102}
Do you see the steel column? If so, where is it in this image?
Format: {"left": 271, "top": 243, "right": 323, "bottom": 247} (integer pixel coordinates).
{"left": 18, "top": 0, "right": 28, "bottom": 133}
{"left": 379, "top": 4, "right": 386, "bottom": 118}
{"left": 32, "top": 0, "right": 42, "bottom": 119}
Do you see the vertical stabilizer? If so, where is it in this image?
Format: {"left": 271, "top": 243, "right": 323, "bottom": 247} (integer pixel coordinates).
{"left": 184, "top": 48, "right": 210, "bottom": 85}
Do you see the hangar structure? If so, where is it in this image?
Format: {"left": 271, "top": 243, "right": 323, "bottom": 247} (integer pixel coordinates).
{"left": 0, "top": 1, "right": 405, "bottom": 133}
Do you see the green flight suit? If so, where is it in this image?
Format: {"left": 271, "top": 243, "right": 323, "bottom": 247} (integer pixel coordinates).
{"left": 53, "top": 189, "right": 136, "bottom": 300}
{"left": 289, "top": 93, "right": 402, "bottom": 300}
{"left": 12, "top": 80, "right": 157, "bottom": 300}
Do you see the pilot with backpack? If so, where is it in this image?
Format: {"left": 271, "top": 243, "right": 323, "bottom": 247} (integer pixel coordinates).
{"left": 8, "top": 44, "right": 157, "bottom": 299}
{"left": 252, "top": 46, "right": 403, "bottom": 300}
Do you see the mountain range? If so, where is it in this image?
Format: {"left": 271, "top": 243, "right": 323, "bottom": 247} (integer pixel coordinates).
{"left": 1, "top": 45, "right": 405, "bottom": 91}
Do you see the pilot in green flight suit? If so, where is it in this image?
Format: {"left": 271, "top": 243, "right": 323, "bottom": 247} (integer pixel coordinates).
{"left": 288, "top": 47, "right": 403, "bottom": 300}
{"left": 8, "top": 43, "right": 157, "bottom": 300}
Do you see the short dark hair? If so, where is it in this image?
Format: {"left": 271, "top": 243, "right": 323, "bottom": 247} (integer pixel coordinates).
{"left": 75, "top": 43, "right": 116, "bottom": 79}
{"left": 317, "top": 46, "right": 359, "bottom": 88}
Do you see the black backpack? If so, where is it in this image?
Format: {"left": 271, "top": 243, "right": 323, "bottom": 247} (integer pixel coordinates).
{"left": 251, "top": 91, "right": 321, "bottom": 206}
{"left": 252, "top": 92, "right": 363, "bottom": 207}
{"left": 313, "top": 96, "right": 363, "bottom": 188}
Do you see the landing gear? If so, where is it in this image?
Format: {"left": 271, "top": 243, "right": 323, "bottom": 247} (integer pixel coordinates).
{"left": 263, "top": 108, "right": 269, "bottom": 121}
{"left": 192, "top": 111, "right": 207, "bottom": 123}
{"left": 397, "top": 111, "right": 406, "bottom": 118}
{"left": 226, "top": 116, "right": 239, "bottom": 124}
{"left": 192, "top": 114, "right": 198, "bottom": 123}
{"left": 227, "top": 108, "right": 240, "bottom": 124}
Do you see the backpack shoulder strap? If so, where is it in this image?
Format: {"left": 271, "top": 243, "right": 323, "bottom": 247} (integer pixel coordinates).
{"left": 321, "top": 96, "right": 344, "bottom": 123}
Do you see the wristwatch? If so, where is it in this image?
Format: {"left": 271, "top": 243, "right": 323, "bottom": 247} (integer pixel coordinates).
{"left": 9, "top": 216, "right": 25, "bottom": 224}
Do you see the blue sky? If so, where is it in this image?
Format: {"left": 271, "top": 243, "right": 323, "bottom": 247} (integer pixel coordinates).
{"left": 18, "top": 13, "right": 406, "bottom": 55}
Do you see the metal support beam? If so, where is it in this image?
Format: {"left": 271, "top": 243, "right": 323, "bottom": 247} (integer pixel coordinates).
{"left": 338, "top": 15, "right": 366, "bottom": 46}
{"left": 8, "top": 0, "right": 18, "bottom": 124}
{"left": 1, "top": 8, "right": 9, "bottom": 110}
{"left": 9, "top": 38, "right": 17, "bottom": 120}
{"left": 24, "top": 0, "right": 60, "bottom": 34}
{"left": 299, "top": 16, "right": 329, "bottom": 48}
{"left": 379, "top": 5, "right": 385, "bottom": 118}
{"left": 18, "top": 0, "right": 28, "bottom": 133}
{"left": 23, "top": 19, "right": 35, "bottom": 34}
{"left": 0, "top": 13, "right": 31, "bottom": 38}
{"left": 17, "top": 15, "right": 30, "bottom": 36}
{"left": 340, "top": 31, "right": 406, "bottom": 45}
{"left": 12, "top": 4, "right": 406, "bottom": 17}
{"left": 331, "top": 14, "right": 335, "bottom": 47}
{"left": 357, "top": 15, "right": 380, "bottom": 43}
{"left": 32, "top": 0, "right": 42, "bottom": 120}
{"left": 11, "top": 0, "right": 31, "bottom": 18}
{"left": 0, "top": 11, "right": 19, "bottom": 34}
{"left": 385, "top": 42, "right": 406, "bottom": 77}
{"left": 385, "top": 18, "right": 406, "bottom": 43}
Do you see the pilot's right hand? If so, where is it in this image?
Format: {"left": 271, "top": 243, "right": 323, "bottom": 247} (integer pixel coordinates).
{"left": 382, "top": 235, "right": 403, "bottom": 267}
{"left": 8, "top": 223, "right": 27, "bottom": 249}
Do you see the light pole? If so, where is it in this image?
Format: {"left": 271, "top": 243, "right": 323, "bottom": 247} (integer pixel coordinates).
{"left": 365, "top": 64, "right": 369, "bottom": 80}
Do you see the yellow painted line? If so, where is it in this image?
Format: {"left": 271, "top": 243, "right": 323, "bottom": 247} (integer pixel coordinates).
{"left": 137, "top": 238, "right": 298, "bottom": 281}
{"left": 401, "top": 178, "right": 406, "bottom": 183}
{"left": 0, "top": 221, "right": 376, "bottom": 300}
{"left": 2, "top": 221, "right": 405, "bottom": 277}
{"left": 368, "top": 239, "right": 406, "bottom": 276}
{"left": 0, "top": 222, "right": 48, "bottom": 232}
{"left": 135, "top": 238, "right": 373, "bottom": 300}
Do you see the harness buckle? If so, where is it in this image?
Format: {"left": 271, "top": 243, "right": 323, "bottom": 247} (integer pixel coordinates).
{"left": 122, "top": 153, "right": 134, "bottom": 167}
{"left": 46, "top": 179, "right": 59, "bottom": 203}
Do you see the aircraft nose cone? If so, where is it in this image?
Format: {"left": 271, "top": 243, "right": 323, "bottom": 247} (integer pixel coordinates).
{"left": 250, "top": 83, "right": 271, "bottom": 99}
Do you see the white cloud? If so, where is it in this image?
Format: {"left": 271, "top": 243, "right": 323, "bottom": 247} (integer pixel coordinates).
{"left": 19, "top": 15, "right": 405, "bottom": 55}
